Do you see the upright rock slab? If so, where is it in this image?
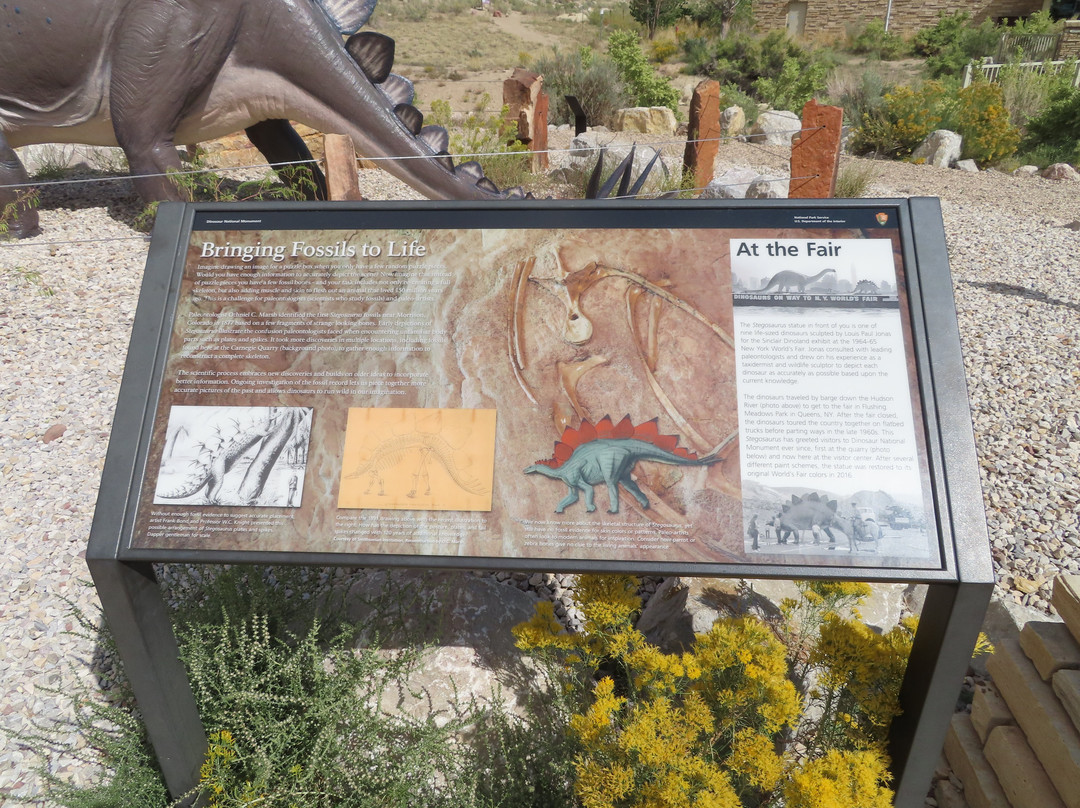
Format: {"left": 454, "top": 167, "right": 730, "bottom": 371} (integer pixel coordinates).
{"left": 789, "top": 99, "right": 842, "bottom": 199}
{"left": 682, "top": 79, "right": 724, "bottom": 189}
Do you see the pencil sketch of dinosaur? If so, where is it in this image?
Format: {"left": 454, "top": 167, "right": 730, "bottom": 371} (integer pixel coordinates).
{"left": 346, "top": 433, "right": 488, "bottom": 499}
{"left": 156, "top": 407, "right": 308, "bottom": 505}
{"left": 756, "top": 269, "right": 836, "bottom": 293}
{"left": 525, "top": 416, "right": 731, "bottom": 514}
{"left": 0, "top": 0, "right": 518, "bottom": 238}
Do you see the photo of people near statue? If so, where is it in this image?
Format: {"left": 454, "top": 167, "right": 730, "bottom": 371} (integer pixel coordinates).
{"left": 153, "top": 405, "right": 312, "bottom": 507}
{"left": 129, "top": 208, "right": 941, "bottom": 571}
{"left": 730, "top": 235, "right": 938, "bottom": 564}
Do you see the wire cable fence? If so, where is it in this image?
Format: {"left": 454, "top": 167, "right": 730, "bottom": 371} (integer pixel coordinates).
{"left": 1, "top": 126, "right": 821, "bottom": 250}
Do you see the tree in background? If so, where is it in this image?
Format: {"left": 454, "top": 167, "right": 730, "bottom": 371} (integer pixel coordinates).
{"left": 689, "top": 0, "right": 754, "bottom": 37}
{"left": 629, "top": 0, "right": 686, "bottom": 39}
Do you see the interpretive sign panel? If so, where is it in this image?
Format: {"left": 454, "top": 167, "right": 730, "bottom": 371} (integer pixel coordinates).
{"left": 109, "top": 200, "right": 963, "bottom": 576}
{"left": 90, "top": 200, "right": 993, "bottom": 808}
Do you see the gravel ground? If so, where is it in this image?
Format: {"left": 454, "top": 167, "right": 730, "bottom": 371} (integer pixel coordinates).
{"left": 1, "top": 138, "right": 1078, "bottom": 804}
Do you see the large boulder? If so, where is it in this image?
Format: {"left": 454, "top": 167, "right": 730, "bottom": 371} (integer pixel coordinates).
{"left": 342, "top": 569, "right": 543, "bottom": 720}
{"left": 1042, "top": 162, "right": 1080, "bottom": 181}
{"left": 748, "top": 109, "right": 801, "bottom": 146}
{"left": 555, "top": 131, "right": 670, "bottom": 194}
{"left": 746, "top": 175, "right": 789, "bottom": 198}
{"left": 719, "top": 105, "right": 746, "bottom": 137}
{"left": 912, "top": 130, "right": 962, "bottom": 168}
{"left": 637, "top": 577, "right": 915, "bottom": 654}
{"left": 613, "top": 106, "right": 678, "bottom": 136}
{"left": 699, "top": 166, "right": 760, "bottom": 199}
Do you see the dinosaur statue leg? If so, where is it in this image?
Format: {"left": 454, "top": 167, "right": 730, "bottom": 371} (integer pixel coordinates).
{"left": 0, "top": 132, "right": 39, "bottom": 239}
{"left": 244, "top": 120, "right": 328, "bottom": 201}
{"left": 619, "top": 476, "right": 651, "bottom": 510}
{"left": 555, "top": 486, "right": 580, "bottom": 513}
{"left": 108, "top": 3, "right": 238, "bottom": 202}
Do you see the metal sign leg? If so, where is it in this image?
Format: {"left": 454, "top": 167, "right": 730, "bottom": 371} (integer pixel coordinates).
{"left": 86, "top": 558, "right": 207, "bottom": 803}
{"left": 889, "top": 580, "right": 993, "bottom": 807}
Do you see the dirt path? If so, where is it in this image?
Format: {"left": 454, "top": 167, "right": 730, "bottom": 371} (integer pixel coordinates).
{"left": 488, "top": 11, "right": 561, "bottom": 49}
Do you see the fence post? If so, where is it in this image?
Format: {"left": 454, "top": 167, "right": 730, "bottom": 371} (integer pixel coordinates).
{"left": 962, "top": 63, "right": 972, "bottom": 88}
{"left": 323, "top": 134, "right": 363, "bottom": 200}
{"left": 788, "top": 99, "right": 843, "bottom": 200}
{"left": 503, "top": 68, "right": 549, "bottom": 173}
{"left": 682, "top": 79, "right": 724, "bottom": 191}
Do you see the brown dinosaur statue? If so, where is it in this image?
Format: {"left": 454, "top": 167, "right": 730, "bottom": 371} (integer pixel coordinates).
{"left": 0, "top": 0, "right": 518, "bottom": 238}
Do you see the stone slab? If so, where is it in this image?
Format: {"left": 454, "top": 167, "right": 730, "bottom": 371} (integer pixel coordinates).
{"left": 1053, "top": 576, "right": 1080, "bottom": 647}
{"left": 935, "top": 777, "right": 972, "bottom": 808}
{"left": 971, "top": 680, "right": 1014, "bottom": 744}
{"left": 1020, "top": 620, "right": 1080, "bottom": 680}
{"left": 1054, "top": 669, "right": 1080, "bottom": 736}
{"left": 944, "top": 713, "right": 1010, "bottom": 808}
{"left": 984, "top": 724, "right": 1066, "bottom": 808}
{"left": 682, "top": 79, "right": 723, "bottom": 189}
{"left": 987, "top": 637, "right": 1080, "bottom": 807}
{"left": 789, "top": 99, "right": 842, "bottom": 199}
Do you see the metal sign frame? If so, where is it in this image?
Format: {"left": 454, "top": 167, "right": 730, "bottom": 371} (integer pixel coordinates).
{"left": 87, "top": 198, "right": 992, "bottom": 806}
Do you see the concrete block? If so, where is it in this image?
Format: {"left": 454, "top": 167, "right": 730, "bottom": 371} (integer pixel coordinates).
{"left": 1053, "top": 576, "right": 1080, "bottom": 647}
{"left": 987, "top": 637, "right": 1080, "bottom": 807}
{"left": 1020, "top": 621, "right": 1080, "bottom": 680}
{"left": 944, "top": 713, "right": 1010, "bottom": 808}
{"left": 971, "top": 680, "right": 1014, "bottom": 744}
{"left": 1054, "top": 669, "right": 1080, "bottom": 735}
{"left": 984, "top": 724, "right": 1066, "bottom": 808}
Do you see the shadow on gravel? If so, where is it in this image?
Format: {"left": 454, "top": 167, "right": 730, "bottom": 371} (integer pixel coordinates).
{"left": 35, "top": 170, "right": 147, "bottom": 232}
{"left": 959, "top": 280, "right": 1080, "bottom": 314}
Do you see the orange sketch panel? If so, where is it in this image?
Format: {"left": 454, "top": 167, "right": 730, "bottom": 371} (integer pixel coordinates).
{"left": 337, "top": 408, "right": 497, "bottom": 511}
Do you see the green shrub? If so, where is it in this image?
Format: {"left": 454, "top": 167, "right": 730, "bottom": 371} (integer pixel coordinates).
{"left": 695, "top": 30, "right": 836, "bottom": 108}
{"left": 826, "top": 64, "right": 892, "bottom": 126}
{"left": 912, "top": 12, "right": 999, "bottom": 79}
{"left": 607, "top": 30, "right": 681, "bottom": 113}
{"left": 428, "top": 95, "right": 533, "bottom": 190}
{"left": 847, "top": 20, "right": 910, "bottom": 60}
{"left": 531, "top": 47, "right": 631, "bottom": 127}
{"left": 1021, "top": 84, "right": 1080, "bottom": 165}
{"left": 754, "top": 57, "right": 827, "bottom": 112}
{"left": 719, "top": 82, "right": 761, "bottom": 126}
{"left": 681, "top": 35, "right": 715, "bottom": 74}
{"left": 954, "top": 81, "right": 1021, "bottom": 165}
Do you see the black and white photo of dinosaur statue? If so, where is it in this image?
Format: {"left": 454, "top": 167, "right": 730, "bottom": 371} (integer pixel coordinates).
{"left": 154, "top": 406, "right": 312, "bottom": 507}
{"left": 731, "top": 237, "right": 900, "bottom": 308}
{"left": 740, "top": 488, "right": 931, "bottom": 560}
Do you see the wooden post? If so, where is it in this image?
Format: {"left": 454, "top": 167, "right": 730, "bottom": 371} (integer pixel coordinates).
{"left": 322, "top": 133, "right": 363, "bottom": 201}
{"left": 503, "top": 68, "right": 549, "bottom": 173}
{"left": 682, "top": 79, "right": 724, "bottom": 190}
{"left": 788, "top": 99, "right": 843, "bottom": 199}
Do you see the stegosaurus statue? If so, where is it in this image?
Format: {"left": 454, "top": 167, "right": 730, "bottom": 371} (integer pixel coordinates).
{"left": 524, "top": 415, "right": 719, "bottom": 514}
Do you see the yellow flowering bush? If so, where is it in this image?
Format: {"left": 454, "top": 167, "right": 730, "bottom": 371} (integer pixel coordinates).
{"left": 514, "top": 576, "right": 901, "bottom": 807}
{"left": 954, "top": 81, "right": 1021, "bottom": 166}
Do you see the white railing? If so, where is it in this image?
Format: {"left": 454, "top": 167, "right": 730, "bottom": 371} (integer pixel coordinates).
{"left": 962, "top": 58, "right": 1080, "bottom": 88}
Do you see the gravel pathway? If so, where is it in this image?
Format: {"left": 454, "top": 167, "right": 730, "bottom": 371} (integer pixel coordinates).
{"left": 1, "top": 142, "right": 1078, "bottom": 804}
